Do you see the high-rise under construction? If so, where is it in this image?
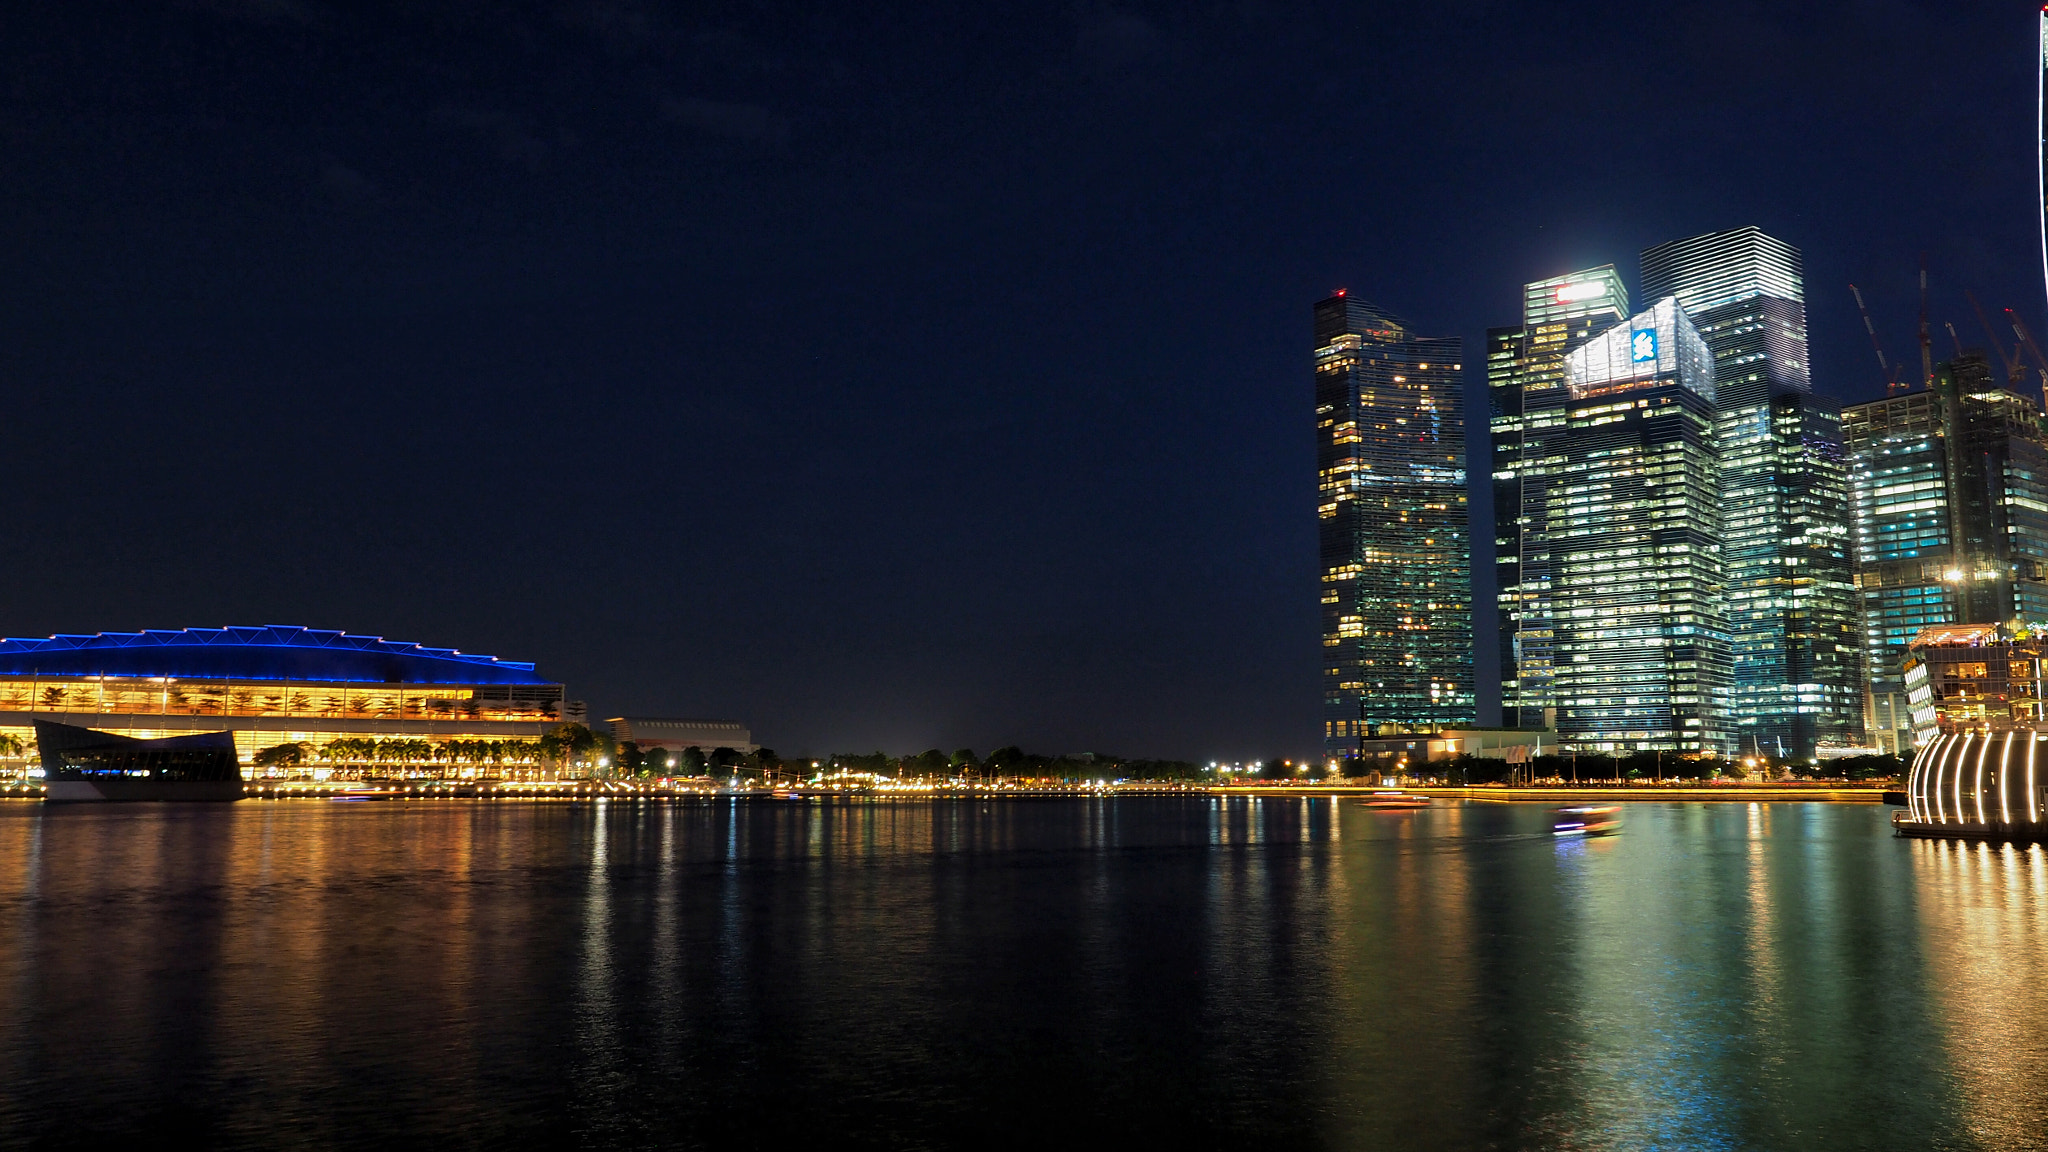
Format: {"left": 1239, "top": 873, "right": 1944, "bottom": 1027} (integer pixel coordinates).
{"left": 1844, "top": 352, "right": 2048, "bottom": 754}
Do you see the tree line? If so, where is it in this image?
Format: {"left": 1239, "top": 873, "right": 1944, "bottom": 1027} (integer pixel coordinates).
{"left": 813, "top": 747, "right": 1203, "bottom": 782}
{"left": 255, "top": 723, "right": 617, "bottom": 771}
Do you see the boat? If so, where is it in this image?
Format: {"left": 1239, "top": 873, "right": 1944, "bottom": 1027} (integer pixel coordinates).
{"left": 329, "top": 788, "right": 399, "bottom": 802}
{"left": 35, "top": 719, "right": 246, "bottom": 802}
{"left": 1361, "top": 791, "right": 1431, "bottom": 810}
{"left": 1553, "top": 805, "right": 1620, "bottom": 836}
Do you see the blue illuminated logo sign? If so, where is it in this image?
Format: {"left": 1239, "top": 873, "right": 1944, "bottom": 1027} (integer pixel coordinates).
{"left": 1630, "top": 329, "right": 1658, "bottom": 363}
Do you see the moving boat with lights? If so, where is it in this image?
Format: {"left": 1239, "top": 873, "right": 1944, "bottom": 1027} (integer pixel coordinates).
{"left": 1361, "top": 791, "right": 1431, "bottom": 810}
{"left": 1553, "top": 806, "right": 1620, "bottom": 837}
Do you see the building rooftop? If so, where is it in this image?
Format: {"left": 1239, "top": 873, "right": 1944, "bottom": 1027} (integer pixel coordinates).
{"left": 1910, "top": 624, "right": 2005, "bottom": 647}
{"left": 0, "top": 626, "right": 552, "bottom": 685}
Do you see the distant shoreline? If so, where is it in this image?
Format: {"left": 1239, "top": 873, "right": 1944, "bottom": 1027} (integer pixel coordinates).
{"left": 0, "top": 781, "right": 1893, "bottom": 804}
{"left": 1216, "top": 784, "right": 1891, "bottom": 804}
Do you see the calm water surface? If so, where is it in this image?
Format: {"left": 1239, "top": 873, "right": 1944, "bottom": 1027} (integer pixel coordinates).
{"left": 0, "top": 797, "right": 2043, "bottom": 1150}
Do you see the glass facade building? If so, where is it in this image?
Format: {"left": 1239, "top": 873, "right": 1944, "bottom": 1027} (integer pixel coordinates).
{"left": 1845, "top": 354, "right": 2048, "bottom": 753}
{"left": 1640, "top": 227, "right": 1861, "bottom": 757}
{"left": 1539, "top": 298, "right": 1734, "bottom": 753}
{"left": 1315, "top": 293, "right": 1473, "bottom": 758}
{"left": 1490, "top": 267, "right": 1630, "bottom": 728}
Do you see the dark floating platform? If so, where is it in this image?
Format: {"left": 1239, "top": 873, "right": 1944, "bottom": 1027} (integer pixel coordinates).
{"left": 1892, "top": 812, "right": 2048, "bottom": 843}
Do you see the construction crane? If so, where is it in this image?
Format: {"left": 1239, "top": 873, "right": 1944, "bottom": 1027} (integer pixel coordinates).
{"left": 1968, "top": 290, "right": 2025, "bottom": 385}
{"left": 2005, "top": 307, "right": 2048, "bottom": 411}
{"left": 1944, "top": 321, "right": 1965, "bottom": 358}
{"left": 1849, "top": 283, "right": 1905, "bottom": 392}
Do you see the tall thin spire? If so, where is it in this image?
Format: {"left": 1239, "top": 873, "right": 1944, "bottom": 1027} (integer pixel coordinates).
{"left": 2038, "top": 9, "right": 2047, "bottom": 316}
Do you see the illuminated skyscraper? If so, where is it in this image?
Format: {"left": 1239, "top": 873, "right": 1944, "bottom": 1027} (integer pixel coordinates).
{"left": 1315, "top": 293, "right": 1473, "bottom": 758}
{"left": 1542, "top": 299, "right": 1734, "bottom": 753}
{"left": 1641, "top": 227, "right": 1861, "bottom": 757}
{"left": 1844, "top": 352, "right": 2048, "bottom": 753}
{"left": 1490, "top": 267, "right": 1629, "bottom": 728}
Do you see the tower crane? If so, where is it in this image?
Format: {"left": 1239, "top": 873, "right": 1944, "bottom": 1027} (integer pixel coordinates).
{"left": 1849, "top": 283, "right": 1905, "bottom": 393}
{"left": 2005, "top": 307, "right": 2048, "bottom": 412}
{"left": 1968, "top": 289, "right": 2026, "bottom": 386}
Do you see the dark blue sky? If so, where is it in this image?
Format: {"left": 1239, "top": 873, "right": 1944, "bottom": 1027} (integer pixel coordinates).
{"left": 0, "top": 1, "right": 2039, "bottom": 760}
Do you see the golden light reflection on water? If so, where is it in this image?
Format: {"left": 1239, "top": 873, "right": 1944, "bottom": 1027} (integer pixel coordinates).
{"left": 0, "top": 799, "right": 2038, "bottom": 1150}
{"left": 1912, "top": 838, "right": 2048, "bottom": 1147}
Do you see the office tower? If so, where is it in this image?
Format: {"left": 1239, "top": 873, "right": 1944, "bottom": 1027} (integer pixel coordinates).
{"left": 1844, "top": 352, "right": 2048, "bottom": 753}
{"left": 1490, "top": 267, "right": 1629, "bottom": 728}
{"left": 1543, "top": 298, "right": 1734, "bottom": 753}
{"left": 1641, "top": 227, "right": 1862, "bottom": 758}
{"left": 1315, "top": 293, "right": 1473, "bottom": 759}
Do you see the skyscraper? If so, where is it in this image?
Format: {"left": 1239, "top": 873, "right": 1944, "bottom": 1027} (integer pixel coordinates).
{"left": 1540, "top": 298, "right": 1734, "bottom": 753}
{"left": 1844, "top": 352, "right": 2048, "bottom": 753}
{"left": 1641, "top": 227, "right": 1862, "bottom": 757}
{"left": 1490, "top": 267, "right": 1630, "bottom": 728}
{"left": 1315, "top": 293, "right": 1473, "bottom": 759}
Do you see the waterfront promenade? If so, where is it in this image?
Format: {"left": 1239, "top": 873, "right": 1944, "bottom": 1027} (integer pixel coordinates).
{"left": 0, "top": 779, "right": 1892, "bottom": 802}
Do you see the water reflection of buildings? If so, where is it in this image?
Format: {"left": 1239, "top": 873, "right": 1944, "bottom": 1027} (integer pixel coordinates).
{"left": 2, "top": 801, "right": 2038, "bottom": 1147}
{"left": 1910, "top": 839, "right": 2048, "bottom": 1145}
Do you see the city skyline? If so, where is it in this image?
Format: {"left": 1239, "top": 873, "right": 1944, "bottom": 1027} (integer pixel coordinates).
{"left": 8, "top": 8, "right": 2045, "bottom": 1151}
{"left": 2, "top": 4, "right": 2043, "bottom": 761}
{"left": 1386, "top": 221, "right": 2048, "bottom": 759}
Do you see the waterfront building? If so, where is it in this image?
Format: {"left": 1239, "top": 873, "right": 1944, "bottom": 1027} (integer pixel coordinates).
{"left": 1902, "top": 622, "right": 2048, "bottom": 746}
{"left": 1541, "top": 297, "right": 1735, "bottom": 753}
{"left": 1315, "top": 292, "right": 1473, "bottom": 758}
{"left": 1490, "top": 267, "right": 1630, "bottom": 729}
{"left": 1640, "top": 227, "right": 1861, "bottom": 758}
{"left": 0, "top": 626, "right": 582, "bottom": 778}
{"left": 1898, "top": 621, "right": 2048, "bottom": 836}
{"left": 1356, "top": 726, "right": 1556, "bottom": 770}
{"left": 1845, "top": 353, "right": 2048, "bottom": 752}
{"left": 607, "top": 717, "right": 757, "bottom": 755}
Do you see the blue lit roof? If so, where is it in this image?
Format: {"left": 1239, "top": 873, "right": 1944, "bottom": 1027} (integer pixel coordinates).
{"left": 0, "top": 626, "right": 553, "bottom": 686}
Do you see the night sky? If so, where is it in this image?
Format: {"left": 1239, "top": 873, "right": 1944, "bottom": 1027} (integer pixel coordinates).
{"left": 1, "top": 2, "right": 2040, "bottom": 761}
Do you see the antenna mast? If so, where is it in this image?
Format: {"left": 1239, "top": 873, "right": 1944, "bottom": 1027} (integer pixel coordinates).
{"left": 1919, "top": 257, "right": 1935, "bottom": 391}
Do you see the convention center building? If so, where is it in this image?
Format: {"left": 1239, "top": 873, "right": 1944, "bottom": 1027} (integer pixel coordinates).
{"left": 0, "top": 626, "right": 581, "bottom": 779}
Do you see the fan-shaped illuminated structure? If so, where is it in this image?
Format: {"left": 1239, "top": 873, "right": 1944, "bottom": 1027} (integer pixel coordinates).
{"left": 1897, "top": 731, "right": 2048, "bottom": 841}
